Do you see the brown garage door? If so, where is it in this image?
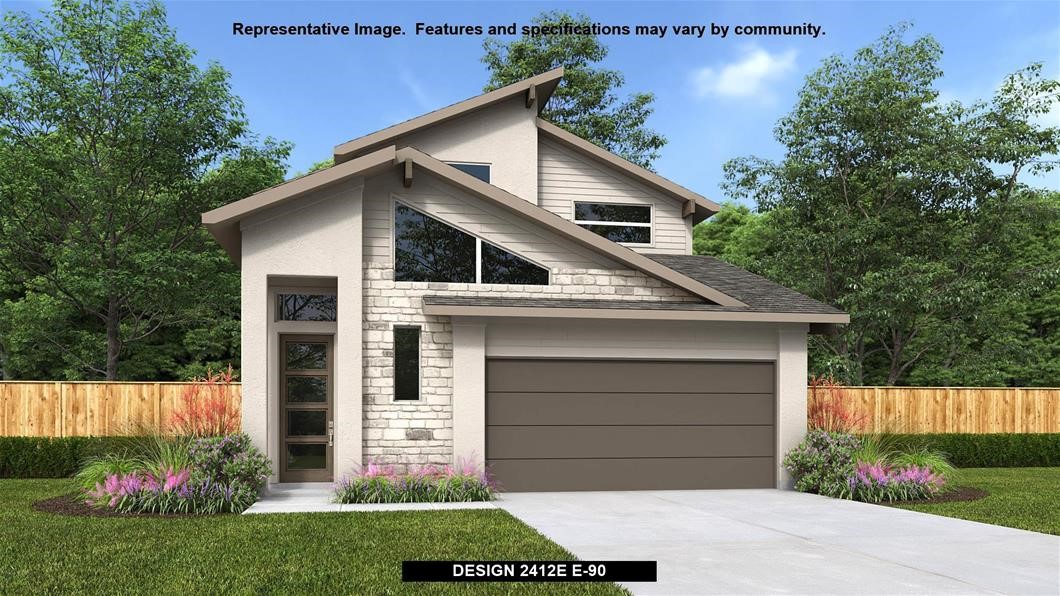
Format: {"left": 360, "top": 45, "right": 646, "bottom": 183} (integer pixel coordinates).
{"left": 486, "top": 359, "right": 775, "bottom": 492}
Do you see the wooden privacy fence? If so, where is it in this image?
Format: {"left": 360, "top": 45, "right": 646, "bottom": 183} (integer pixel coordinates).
{"left": 824, "top": 386, "right": 1060, "bottom": 434}
{"left": 1, "top": 382, "right": 1058, "bottom": 436}
{"left": 0, "top": 382, "right": 242, "bottom": 437}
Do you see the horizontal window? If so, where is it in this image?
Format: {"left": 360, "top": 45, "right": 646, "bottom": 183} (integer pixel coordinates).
{"left": 394, "top": 203, "right": 549, "bottom": 285}
{"left": 574, "top": 202, "right": 652, "bottom": 245}
{"left": 277, "top": 294, "right": 336, "bottom": 321}
{"left": 447, "top": 162, "right": 490, "bottom": 183}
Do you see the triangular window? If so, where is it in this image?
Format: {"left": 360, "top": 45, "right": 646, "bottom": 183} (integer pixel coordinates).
{"left": 395, "top": 203, "right": 549, "bottom": 285}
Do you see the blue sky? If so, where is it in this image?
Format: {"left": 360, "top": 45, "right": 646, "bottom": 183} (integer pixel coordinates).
{"left": 6, "top": 1, "right": 1060, "bottom": 204}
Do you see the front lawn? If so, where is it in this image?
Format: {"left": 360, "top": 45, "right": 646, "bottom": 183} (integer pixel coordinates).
{"left": 895, "top": 467, "right": 1060, "bottom": 535}
{"left": 0, "top": 480, "right": 625, "bottom": 594}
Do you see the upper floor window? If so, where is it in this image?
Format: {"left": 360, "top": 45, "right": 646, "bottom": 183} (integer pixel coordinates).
{"left": 277, "top": 294, "right": 336, "bottom": 321}
{"left": 394, "top": 203, "right": 549, "bottom": 285}
{"left": 447, "top": 162, "right": 490, "bottom": 183}
{"left": 574, "top": 202, "right": 652, "bottom": 245}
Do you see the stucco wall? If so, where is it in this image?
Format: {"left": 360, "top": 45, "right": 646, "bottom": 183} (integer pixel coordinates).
{"left": 240, "top": 181, "right": 364, "bottom": 481}
{"left": 401, "top": 95, "right": 538, "bottom": 203}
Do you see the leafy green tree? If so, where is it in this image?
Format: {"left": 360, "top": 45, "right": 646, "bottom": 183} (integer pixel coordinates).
{"left": 693, "top": 203, "right": 756, "bottom": 257}
{"left": 0, "top": 0, "right": 288, "bottom": 380}
{"left": 723, "top": 25, "right": 1059, "bottom": 385}
{"left": 482, "top": 11, "right": 666, "bottom": 168}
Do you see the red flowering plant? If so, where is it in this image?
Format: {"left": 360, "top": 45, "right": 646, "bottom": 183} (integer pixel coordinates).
{"left": 170, "top": 365, "right": 240, "bottom": 438}
{"left": 807, "top": 375, "right": 867, "bottom": 433}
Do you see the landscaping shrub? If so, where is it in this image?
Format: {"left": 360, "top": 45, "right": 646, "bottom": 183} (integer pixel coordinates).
{"left": 0, "top": 436, "right": 138, "bottom": 478}
{"left": 885, "top": 433, "right": 1060, "bottom": 467}
{"left": 335, "top": 460, "right": 496, "bottom": 504}
{"left": 782, "top": 430, "right": 862, "bottom": 498}
{"left": 83, "top": 433, "right": 269, "bottom": 514}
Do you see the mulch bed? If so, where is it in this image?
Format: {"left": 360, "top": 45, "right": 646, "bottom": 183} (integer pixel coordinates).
{"left": 32, "top": 494, "right": 209, "bottom": 518}
{"left": 885, "top": 486, "right": 989, "bottom": 506}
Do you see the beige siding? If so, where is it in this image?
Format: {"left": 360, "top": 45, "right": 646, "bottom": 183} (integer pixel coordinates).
{"left": 363, "top": 168, "right": 617, "bottom": 270}
{"left": 538, "top": 137, "right": 692, "bottom": 254}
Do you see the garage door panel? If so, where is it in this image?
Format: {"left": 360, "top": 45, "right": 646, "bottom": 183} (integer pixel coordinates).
{"left": 487, "top": 393, "right": 773, "bottom": 426}
{"left": 487, "top": 360, "right": 774, "bottom": 394}
{"left": 490, "top": 458, "right": 775, "bottom": 492}
{"left": 488, "top": 425, "right": 774, "bottom": 459}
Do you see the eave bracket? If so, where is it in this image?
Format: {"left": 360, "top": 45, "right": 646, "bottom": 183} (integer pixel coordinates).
{"left": 525, "top": 84, "right": 537, "bottom": 109}
{"left": 403, "top": 159, "right": 413, "bottom": 188}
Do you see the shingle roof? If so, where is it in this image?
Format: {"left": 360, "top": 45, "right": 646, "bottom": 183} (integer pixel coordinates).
{"left": 421, "top": 254, "right": 844, "bottom": 321}
{"left": 643, "top": 254, "right": 843, "bottom": 315}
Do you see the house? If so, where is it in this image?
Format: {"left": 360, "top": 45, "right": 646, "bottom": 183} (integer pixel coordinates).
{"left": 201, "top": 68, "right": 847, "bottom": 492}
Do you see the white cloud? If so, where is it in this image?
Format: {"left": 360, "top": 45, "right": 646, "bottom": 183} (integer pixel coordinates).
{"left": 690, "top": 47, "right": 798, "bottom": 101}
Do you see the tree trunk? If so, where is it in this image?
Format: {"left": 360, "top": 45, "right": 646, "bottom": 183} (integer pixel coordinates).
{"left": 105, "top": 295, "right": 120, "bottom": 380}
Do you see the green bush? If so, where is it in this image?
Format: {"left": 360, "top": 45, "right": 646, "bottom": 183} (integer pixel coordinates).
{"left": 783, "top": 430, "right": 862, "bottom": 499}
{"left": 884, "top": 434, "right": 1060, "bottom": 468}
{"left": 0, "top": 436, "right": 138, "bottom": 478}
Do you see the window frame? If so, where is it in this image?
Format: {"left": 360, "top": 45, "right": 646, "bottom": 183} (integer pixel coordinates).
{"left": 445, "top": 161, "right": 491, "bottom": 183}
{"left": 392, "top": 325, "right": 422, "bottom": 402}
{"left": 572, "top": 201, "right": 654, "bottom": 247}
{"left": 391, "top": 198, "right": 550, "bottom": 286}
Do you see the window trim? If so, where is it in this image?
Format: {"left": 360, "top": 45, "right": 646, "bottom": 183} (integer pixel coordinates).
{"left": 391, "top": 198, "right": 550, "bottom": 285}
{"left": 392, "top": 324, "right": 421, "bottom": 402}
{"left": 445, "top": 161, "right": 491, "bottom": 183}
{"left": 572, "top": 200, "right": 654, "bottom": 247}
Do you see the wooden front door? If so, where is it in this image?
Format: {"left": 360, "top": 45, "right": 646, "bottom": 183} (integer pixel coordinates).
{"left": 280, "top": 335, "right": 333, "bottom": 482}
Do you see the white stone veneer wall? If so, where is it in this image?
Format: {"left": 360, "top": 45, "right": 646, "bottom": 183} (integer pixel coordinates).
{"left": 361, "top": 262, "right": 699, "bottom": 471}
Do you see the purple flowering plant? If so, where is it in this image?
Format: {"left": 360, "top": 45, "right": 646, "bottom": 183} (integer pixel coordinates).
{"left": 334, "top": 458, "right": 497, "bottom": 504}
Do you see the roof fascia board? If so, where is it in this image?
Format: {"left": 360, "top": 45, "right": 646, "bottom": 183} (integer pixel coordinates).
{"left": 397, "top": 147, "right": 746, "bottom": 307}
{"left": 536, "top": 119, "right": 722, "bottom": 222}
{"left": 201, "top": 146, "right": 396, "bottom": 264}
{"left": 333, "top": 68, "right": 564, "bottom": 163}
{"left": 423, "top": 302, "right": 850, "bottom": 324}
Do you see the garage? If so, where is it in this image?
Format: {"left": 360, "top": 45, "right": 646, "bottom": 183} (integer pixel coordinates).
{"left": 486, "top": 359, "right": 776, "bottom": 492}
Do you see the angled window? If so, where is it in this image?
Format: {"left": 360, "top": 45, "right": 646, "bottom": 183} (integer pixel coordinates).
{"left": 395, "top": 203, "right": 476, "bottom": 282}
{"left": 481, "top": 242, "right": 549, "bottom": 285}
{"left": 277, "top": 294, "right": 336, "bottom": 321}
{"left": 394, "top": 203, "right": 549, "bottom": 285}
{"left": 447, "top": 162, "right": 490, "bottom": 183}
{"left": 394, "top": 326, "right": 420, "bottom": 401}
{"left": 574, "top": 202, "right": 652, "bottom": 245}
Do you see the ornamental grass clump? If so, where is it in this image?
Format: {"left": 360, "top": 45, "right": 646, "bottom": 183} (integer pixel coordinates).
{"left": 335, "top": 460, "right": 496, "bottom": 504}
{"left": 848, "top": 461, "right": 946, "bottom": 502}
{"left": 82, "top": 433, "right": 269, "bottom": 514}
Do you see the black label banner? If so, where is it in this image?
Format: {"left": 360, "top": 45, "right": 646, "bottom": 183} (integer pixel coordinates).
{"left": 402, "top": 560, "right": 657, "bottom": 582}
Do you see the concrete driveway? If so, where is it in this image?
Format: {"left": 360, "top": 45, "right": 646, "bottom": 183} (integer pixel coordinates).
{"left": 497, "top": 490, "right": 1060, "bottom": 595}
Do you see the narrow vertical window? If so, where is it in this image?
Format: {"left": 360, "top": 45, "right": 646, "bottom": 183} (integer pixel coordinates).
{"left": 394, "top": 326, "right": 420, "bottom": 401}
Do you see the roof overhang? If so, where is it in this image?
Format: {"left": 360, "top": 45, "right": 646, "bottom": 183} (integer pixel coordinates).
{"left": 422, "top": 300, "right": 850, "bottom": 325}
{"left": 394, "top": 147, "right": 746, "bottom": 306}
{"left": 201, "top": 146, "right": 397, "bottom": 263}
{"left": 536, "top": 119, "right": 721, "bottom": 224}
{"left": 332, "top": 68, "right": 565, "bottom": 164}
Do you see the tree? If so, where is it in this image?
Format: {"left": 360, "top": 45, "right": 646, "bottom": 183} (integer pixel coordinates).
{"left": 482, "top": 11, "right": 666, "bottom": 169}
{"left": 723, "top": 25, "right": 1060, "bottom": 385}
{"left": 0, "top": 0, "right": 289, "bottom": 380}
{"left": 693, "top": 203, "right": 756, "bottom": 257}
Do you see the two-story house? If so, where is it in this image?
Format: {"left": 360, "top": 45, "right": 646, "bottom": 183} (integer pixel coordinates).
{"left": 202, "top": 68, "right": 847, "bottom": 492}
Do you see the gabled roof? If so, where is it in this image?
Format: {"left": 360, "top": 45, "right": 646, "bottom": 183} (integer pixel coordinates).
{"left": 537, "top": 119, "right": 721, "bottom": 224}
{"left": 200, "top": 143, "right": 748, "bottom": 306}
{"left": 332, "top": 68, "right": 565, "bottom": 164}
{"left": 201, "top": 146, "right": 397, "bottom": 261}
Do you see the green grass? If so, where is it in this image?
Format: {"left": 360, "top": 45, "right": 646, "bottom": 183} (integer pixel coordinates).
{"left": 0, "top": 480, "right": 625, "bottom": 594}
{"left": 896, "top": 467, "right": 1060, "bottom": 535}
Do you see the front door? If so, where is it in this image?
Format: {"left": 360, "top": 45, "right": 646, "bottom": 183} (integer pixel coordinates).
{"left": 280, "top": 334, "right": 333, "bottom": 482}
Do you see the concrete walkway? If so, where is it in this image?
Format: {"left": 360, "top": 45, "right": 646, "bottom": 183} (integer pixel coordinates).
{"left": 496, "top": 489, "right": 1060, "bottom": 595}
{"left": 242, "top": 483, "right": 496, "bottom": 514}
